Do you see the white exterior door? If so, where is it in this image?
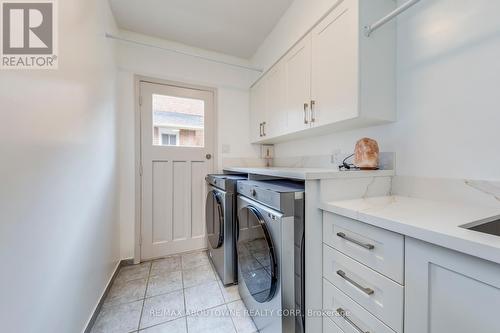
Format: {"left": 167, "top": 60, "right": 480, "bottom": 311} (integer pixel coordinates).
{"left": 140, "top": 81, "right": 215, "bottom": 260}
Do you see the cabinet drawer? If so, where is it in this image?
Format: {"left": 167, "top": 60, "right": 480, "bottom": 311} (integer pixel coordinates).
{"left": 323, "top": 316, "right": 344, "bottom": 333}
{"left": 323, "top": 245, "right": 403, "bottom": 333}
{"left": 323, "top": 279, "right": 396, "bottom": 333}
{"left": 323, "top": 212, "right": 404, "bottom": 283}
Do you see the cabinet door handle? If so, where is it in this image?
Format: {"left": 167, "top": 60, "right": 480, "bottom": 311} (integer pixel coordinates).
{"left": 259, "top": 123, "right": 263, "bottom": 137}
{"left": 337, "top": 308, "right": 370, "bottom": 333}
{"left": 262, "top": 122, "right": 266, "bottom": 136}
{"left": 336, "top": 232, "right": 375, "bottom": 250}
{"left": 303, "top": 103, "right": 309, "bottom": 124}
{"left": 310, "top": 100, "right": 316, "bottom": 123}
{"left": 337, "top": 270, "right": 374, "bottom": 295}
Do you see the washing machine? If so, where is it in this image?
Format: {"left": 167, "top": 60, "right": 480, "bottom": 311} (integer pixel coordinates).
{"left": 205, "top": 174, "right": 247, "bottom": 285}
{"left": 236, "top": 180, "right": 305, "bottom": 333}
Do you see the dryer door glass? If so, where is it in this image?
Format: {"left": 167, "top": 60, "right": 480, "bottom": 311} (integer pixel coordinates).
{"left": 237, "top": 205, "right": 277, "bottom": 303}
{"left": 206, "top": 190, "right": 224, "bottom": 249}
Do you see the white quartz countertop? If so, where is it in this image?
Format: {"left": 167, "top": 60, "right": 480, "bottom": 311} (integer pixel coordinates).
{"left": 223, "top": 167, "right": 394, "bottom": 180}
{"left": 320, "top": 196, "right": 500, "bottom": 265}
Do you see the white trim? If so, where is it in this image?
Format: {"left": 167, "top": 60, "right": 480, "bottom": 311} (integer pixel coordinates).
{"left": 81, "top": 260, "right": 121, "bottom": 333}
{"left": 107, "top": 32, "right": 263, "bottom": 73}
{"left": 157, "top": 124, "right": 204, "bottom": 131}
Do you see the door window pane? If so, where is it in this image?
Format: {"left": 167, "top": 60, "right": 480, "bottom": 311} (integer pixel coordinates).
{"left": 152, "top": 94, "right": 205, "bottom": 147}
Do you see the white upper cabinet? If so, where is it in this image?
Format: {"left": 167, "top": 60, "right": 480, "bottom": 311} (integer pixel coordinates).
{"left": 249, "top": 78, "right": 267, "bottom": 143}
{"left": 250, "top": 0, "right": 396, "bottom": 144}
{"left": 265, "top": 59, "right": 287, "bottom": 138}
{"left": 311, "top": 0, "right": 358, "bottom": 127}
{"left": 285, "top": 34, "right": 312, "bottom": 133}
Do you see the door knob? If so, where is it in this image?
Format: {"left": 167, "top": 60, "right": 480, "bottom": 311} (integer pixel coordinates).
{"left": 206, "top": 154, "right": 212, "bottom": 160}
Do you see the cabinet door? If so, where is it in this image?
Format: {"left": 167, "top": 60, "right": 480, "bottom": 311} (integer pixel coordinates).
{"left": 405, "top": 238, "right": 500, "bottom": 333}
{"left": 285, "top": 33, "right": 312, "bottom": 133}
{"left": 265, "top": 60, "right": 287, "bottom": 138}
{"left": 311, "top": 0, "right": 359, "bottom": 127}
{"left": 249, "top": 78, "right": 267, "bottom": 143}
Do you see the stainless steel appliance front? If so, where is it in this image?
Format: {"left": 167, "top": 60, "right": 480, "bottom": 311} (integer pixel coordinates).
{"left": 236, "top": 180, "right": 305, "bottom": 333}
{"left": 205, "top": 174, "right": 246, "bottom": 285}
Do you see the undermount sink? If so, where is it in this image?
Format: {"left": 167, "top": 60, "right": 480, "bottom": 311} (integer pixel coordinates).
{"left": 462, "top": 219, "right": 500, "bottom": 237}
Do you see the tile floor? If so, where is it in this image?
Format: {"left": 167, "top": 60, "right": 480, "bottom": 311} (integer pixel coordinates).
{"left": 90, "top": 251, "right": 258, "bottom": 333}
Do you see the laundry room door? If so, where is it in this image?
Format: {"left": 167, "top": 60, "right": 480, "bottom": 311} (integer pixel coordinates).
{"left": 139, "top": 81, "right": 215, "bottom": 260}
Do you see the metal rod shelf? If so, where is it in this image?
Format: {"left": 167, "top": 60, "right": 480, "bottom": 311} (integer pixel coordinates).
{"left": 364, "top": 0, "right": 421, "bottom": 37}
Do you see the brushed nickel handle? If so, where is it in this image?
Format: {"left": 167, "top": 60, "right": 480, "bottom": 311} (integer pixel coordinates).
{"left": 262, "top": 122, "right": 266, "bottom": 136}
{"left": 303, "top": 103, "right": 309, "bottom": 124}
{"left": 337, "top": 308, "right": 370, "bottom": 333}
{"left": 310, "top": 100, "right": 316, "bottom": 123}
{"left": 259, "top": 123, "right": 263, "bottom": 137}
{"left": 337, "top": 270, "right": 374, "bottom": 295}
{"left": 336, "top": 232, "right": 375, "bottom": 250}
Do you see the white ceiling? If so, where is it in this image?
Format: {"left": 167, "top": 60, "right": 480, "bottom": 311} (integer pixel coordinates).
{"left": 109, "top": 0, "right": 294, "bottom": 59}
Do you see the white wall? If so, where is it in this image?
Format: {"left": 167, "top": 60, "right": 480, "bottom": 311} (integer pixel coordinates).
{"left": 115, "top": 32, "right": 261, "bottom": 259}
{"left": 0, "top": 1, "right": 120, "bottom": 332}
{"left": 255, "top": 0, "right": 500, "bottom": 181}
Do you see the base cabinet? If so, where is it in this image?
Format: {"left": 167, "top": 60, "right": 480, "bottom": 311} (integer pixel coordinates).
{"left": 321, "top": 212, "right": 500, "bottom": 333}
{"left": 323, "top": 316, "right": 344, "bottom": 333}
{"left": 405, "top": 238, "right": 500, "bottom": 333}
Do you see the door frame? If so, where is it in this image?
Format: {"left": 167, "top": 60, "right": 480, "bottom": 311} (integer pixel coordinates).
{"left": 133, "top": 75, "right": 219, "bottom": 263}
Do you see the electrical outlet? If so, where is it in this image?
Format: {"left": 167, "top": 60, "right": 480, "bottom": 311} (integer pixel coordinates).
{"left": 331, "top": 149, "right": 342, "bottom": 165}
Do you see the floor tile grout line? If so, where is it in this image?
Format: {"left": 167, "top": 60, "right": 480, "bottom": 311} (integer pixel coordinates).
{"left": 102, "top": 282, "right": 150, "bottom": 309}
{"left": 104, "top": 262, "right": 151, "bottom": 309}
{"left": 185, "top": 301, "right": 232, "bottom": 317}
{"left": 137, "top": 261, "right": 153, "bottom": 331}
{"left": 101, "top": 296, "right": 146, "bottom": 310}
{"left": 136, "top": 316, "right": 188, "bottom": 332}
{"left": 135, "top": 271, "right": 213, "bottom": 304}
{"left": 227, "top": 302, "right": 239, "bottom": 333}
{"left": 132, "top": 302, "right": 235, "bottom": 333}
{"left": 137, "top": 274, "right": 227, "bottom": 330}
{"left": 184, "top": 280, "right": 225, "bottom": 316}
{"left": 138, "top": 256, "right": 186, "bottom": 331}
{"left": 226, "top": 299, "right": 256, "bottom": 333}
{"left": 207, "top": 252, "right": 239, "bottom": 333}
{"left": 181, "top": 256, "right": 189, "bottom": 333}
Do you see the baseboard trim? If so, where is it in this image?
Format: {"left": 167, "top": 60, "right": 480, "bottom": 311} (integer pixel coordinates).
{"left": 83, "top": 259, "right": 132, "bottom": 333}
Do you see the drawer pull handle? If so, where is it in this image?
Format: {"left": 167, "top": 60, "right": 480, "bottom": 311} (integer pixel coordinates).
{"left": 337, "top": 270, "right": 374, "bottom": 295}
{"left": 337, "top": 308, "right": 370, "bottom": 333}
{"left": 336, "top": 232, "right": 375, "bottom": 250}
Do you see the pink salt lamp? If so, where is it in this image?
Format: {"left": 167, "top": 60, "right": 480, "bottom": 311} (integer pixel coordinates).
{"left": 354, "top": 138, "right": 379, "bottom": 170}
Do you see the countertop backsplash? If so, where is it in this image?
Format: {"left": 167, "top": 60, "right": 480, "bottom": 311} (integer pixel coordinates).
{"left": 220, "top": 152, "right": 395, "bottom": 172}
{"left": 272, "top": 152, "right": 395, "bottom": 170}
{"left": 392, "top": 176, "right": 500, "bottom": 209}
{"left": 221, "top": 157, "right": 267, "bottom": 170}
